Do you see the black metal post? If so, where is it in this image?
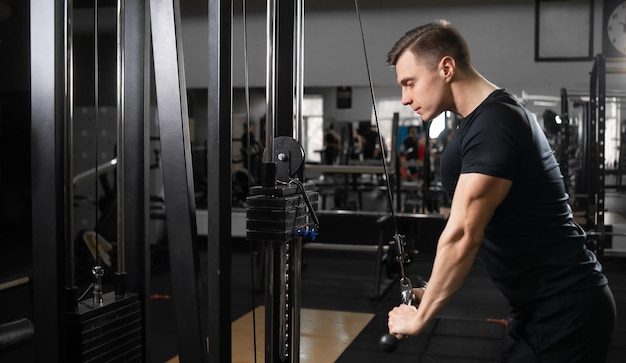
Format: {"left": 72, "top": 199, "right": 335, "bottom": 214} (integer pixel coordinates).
{"left": 149, "top": 0, "right": 206, "bottom": 361}
{"left": 123, "top": 0, "right": 150, "bottom": 357}
{"left": 560, "top": 87, "right": 570, "bottom": 192}
{"left": 422, "top": 121, "right": 431, "bottom": 213}
{"left": 596, "top": 55, "right": 606, "bottom": 241}
{"left": 30, "top": 0, "right": 68, "bottom": 361}
{"left": 588, "top": 59, "right": 599, "bottom": 230}
{"left": 276, "top": 0, "right": 295, "bottom": 138}
{"left": 207, "top": 0, "right": 233, "bottom": 361}
{"left": 392, "top": 112, "right": 401, "bottom": 212}
{"left": 587, "top": 54, "right": 607, "bottom": 258}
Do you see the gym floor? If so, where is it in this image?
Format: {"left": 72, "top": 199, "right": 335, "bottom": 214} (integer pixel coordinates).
{"left": 150, "top": 190, "right": 626, "bottom": 363}
{"left": 0, "top": 192, "right": 623, "bottom": 362}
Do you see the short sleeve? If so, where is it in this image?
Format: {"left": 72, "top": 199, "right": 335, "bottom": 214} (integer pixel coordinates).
{"left": 459, "top": 103, "right": 529, "bottom": 180}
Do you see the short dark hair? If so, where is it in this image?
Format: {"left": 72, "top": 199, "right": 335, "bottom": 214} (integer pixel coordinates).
{"left": 387, "top": 20, "right": 471, "bottom": 71}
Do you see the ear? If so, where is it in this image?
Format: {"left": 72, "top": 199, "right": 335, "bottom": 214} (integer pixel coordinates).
{"left": 439, "top": 56, "right": 455, "bottom": 81}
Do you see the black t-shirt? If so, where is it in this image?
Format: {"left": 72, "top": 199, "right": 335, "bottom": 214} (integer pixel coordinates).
{"left": 440, "top": 89, "right": 606, "bottom": 309}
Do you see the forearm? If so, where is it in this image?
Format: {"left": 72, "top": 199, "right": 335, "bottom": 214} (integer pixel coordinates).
{"left": 412, "top": 233, "right": 481, "bottom": 332}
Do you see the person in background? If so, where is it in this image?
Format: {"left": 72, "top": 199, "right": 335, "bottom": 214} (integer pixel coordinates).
{"left": 323, "top": 123, "right": 342, "bottom": 165}
{"left": 400, "top": 125, "right": 426, "bottom": 180}
{"left": 385, "top": 20, "right": 615, "bottom": 362}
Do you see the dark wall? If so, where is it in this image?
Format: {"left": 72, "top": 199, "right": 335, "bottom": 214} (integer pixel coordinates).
{"left": 0, "top": 0, "right": 31, "bottom": 250}
{"left": 0, "top": 92, "right": 31, "bottom": 245}
{"left": 0, "top": 0, "right": 29, "bottom": 92}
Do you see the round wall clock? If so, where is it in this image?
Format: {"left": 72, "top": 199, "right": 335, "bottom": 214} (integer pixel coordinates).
{"left": 604, "top": 0, "right": 626, "bottom": 58}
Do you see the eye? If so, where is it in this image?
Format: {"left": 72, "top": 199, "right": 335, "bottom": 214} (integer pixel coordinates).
{"left": 399, "top": 78, "right": 414, "bottom": 88}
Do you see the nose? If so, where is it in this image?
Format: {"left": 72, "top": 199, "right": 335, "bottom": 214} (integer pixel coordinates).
{"left": 401, "top": 88, "right": 412, "bottom": 106}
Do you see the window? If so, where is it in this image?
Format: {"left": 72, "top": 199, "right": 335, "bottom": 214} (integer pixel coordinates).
{"left": 606, "top": 98, "right": 621, "bottom": 169}
{"left": 302, "top": 95, "right": 324, "bottom": 163}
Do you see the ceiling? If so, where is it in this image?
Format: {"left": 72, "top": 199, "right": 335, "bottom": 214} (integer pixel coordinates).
{"left": 180, "top": 0, "right": 532, "bottom": 16}
{"left": 71, "top": 0, "right": 533, "bottom": 16}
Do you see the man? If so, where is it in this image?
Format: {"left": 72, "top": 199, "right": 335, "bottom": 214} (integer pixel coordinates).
{"left": 386, "top": 20, "right": 615, "bottom": 362}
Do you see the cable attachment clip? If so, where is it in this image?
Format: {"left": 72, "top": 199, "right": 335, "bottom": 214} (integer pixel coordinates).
{"left": 400, "top": 276, "right": 416, "bottom": 306}
{"left": 296, "top": 227, "right": 318, "bottom": 241}
{"left": 389, "top": 234, "right": 412, "bottom": 280}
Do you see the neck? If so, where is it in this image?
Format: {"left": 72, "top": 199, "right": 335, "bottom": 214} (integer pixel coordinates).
{"left": 450, "top": 68, "right": 498, "bottom": 118}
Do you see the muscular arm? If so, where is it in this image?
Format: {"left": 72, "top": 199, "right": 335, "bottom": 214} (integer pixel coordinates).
{"left": 388, "top": 172, "right": 512, "bottom": 336}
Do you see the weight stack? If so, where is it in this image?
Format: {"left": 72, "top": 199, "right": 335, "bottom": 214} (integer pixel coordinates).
{"left": 67, "top": 291, "right": 142, "bottom": 362}
{"left": 246, "top": 183, "right": 318, "bottom": 242}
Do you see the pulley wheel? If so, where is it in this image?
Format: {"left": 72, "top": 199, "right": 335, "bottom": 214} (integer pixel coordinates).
{"left": 265, "top": 136, "right": 305, "bottom": 182}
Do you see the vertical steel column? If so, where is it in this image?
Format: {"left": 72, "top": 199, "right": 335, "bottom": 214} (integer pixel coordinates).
{"left": 615, "top": 121, "right": 626, "bottom": 192}
{"left": 264, "top": 0, "right": 296, "bottom": 145}
{"left": 294, "top": 0, "right": 304, "bottom": 141}
{"left": 596, "top": 55, "right": 607, "bottom": 245}
{"left": 123, "top": 0, "right": 150, "bottom": 356}
{"left": 560, "top": 88, "right": 570, "bottom": 191}
{"left": 587, "top": 54, "right": 607, "bottom": 255}
{"left": 391, "top": 112, "right": 400, "bottom": 212}
{"left": 115, "top": 0, "right": 127, "bottom": 296}
{"left": 207, "top": 0, "right": 233, "bottom": 361}
{"left": 422, "top": 121, "right": 431, "bottom": 213}
{"left": 276, "top": 0, "right": 295, "bottom": 138}
{"left": 149, "top": 0, "right": 206, "bottom": 361}
{"left": 580, "top": 101, "right": 590, "bottom": 203}
{"left": 30, "top": 0, "right": 68, "bottom": 361}
{"left": 65, "top": 0, "right": 76, "bottom": 299}
{"left": 257, "top": 1, "right": 306, "bottom": 361}
{"left": 588, "top": 60, "right": 599, "bottom": 230}
{"left": 264, "top": 2, "right": 281, "bottom": 361}
{"left": 265, "top": 0, "right": 277, "bottom": 163}
{"left": 291, "top": 37, "right": 309, "bottom": 351}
